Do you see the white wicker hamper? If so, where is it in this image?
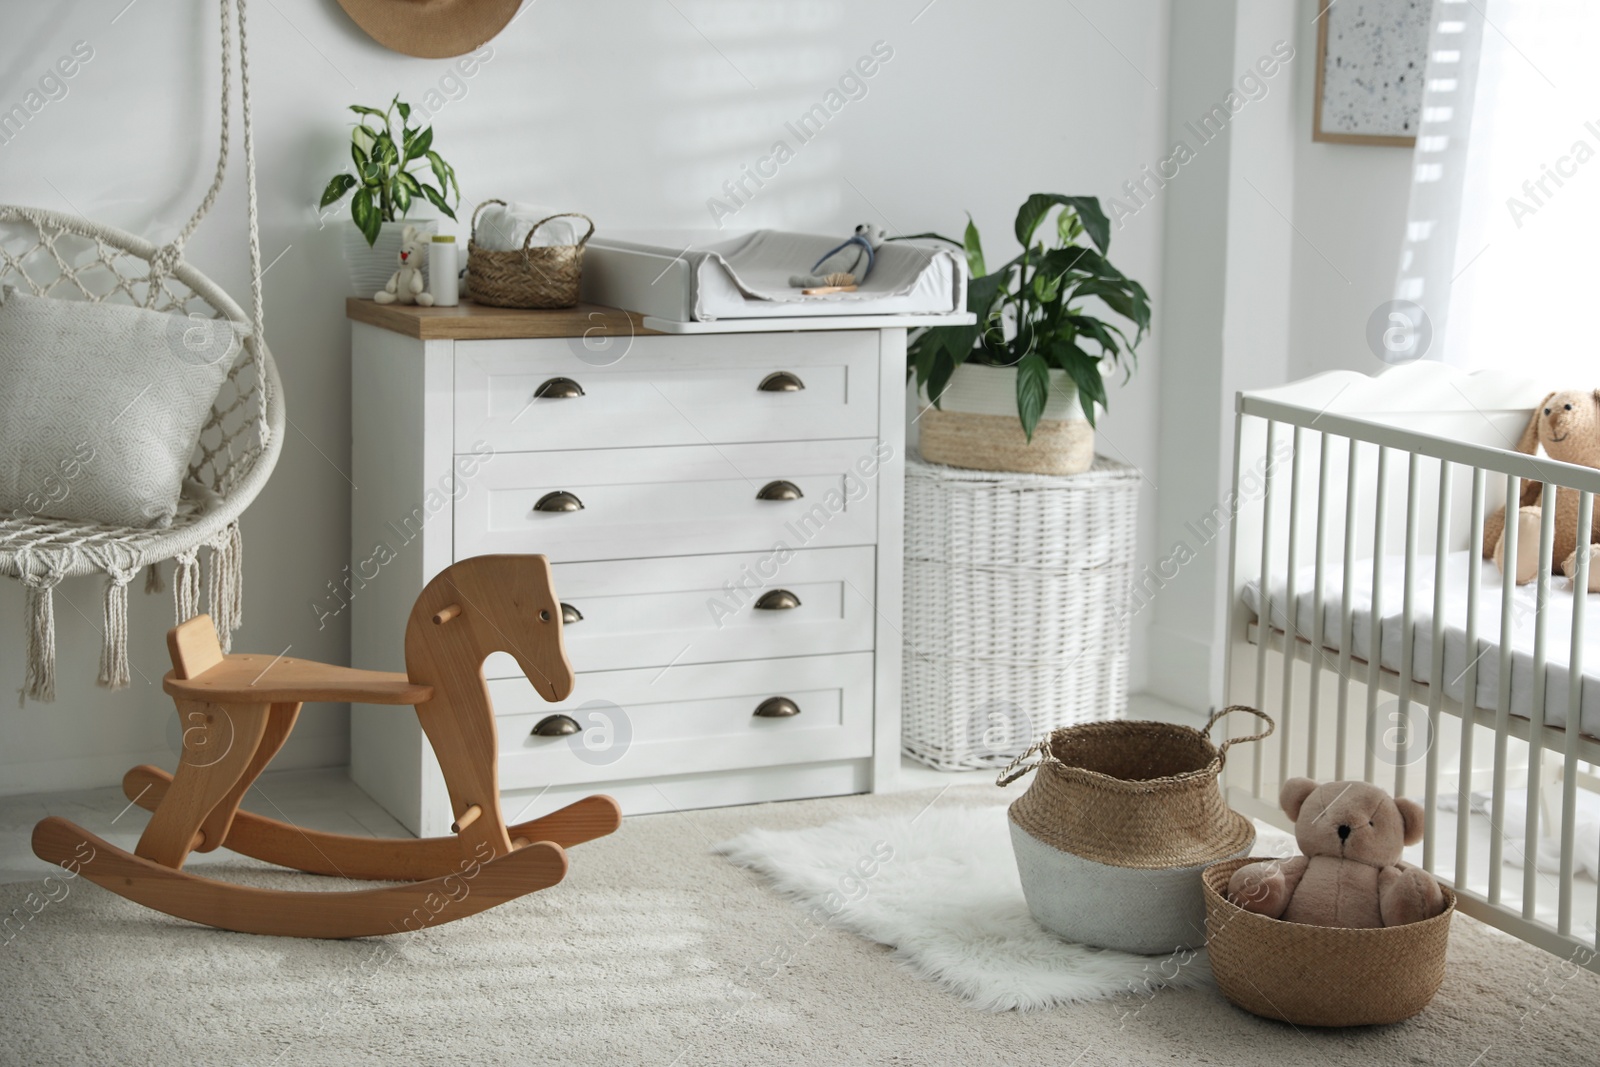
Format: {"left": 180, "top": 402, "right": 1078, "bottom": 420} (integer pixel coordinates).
{"left": 903, "top": 451, "right": 1140, "bottom": 770}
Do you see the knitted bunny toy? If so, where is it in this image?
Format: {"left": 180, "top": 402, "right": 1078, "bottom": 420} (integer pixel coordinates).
{"left": 789, "top": 223, "right": 887, "bottom": 289}
{"left": 373, "top": 224, "right": 434, "bottom": 307}
{"left": 1483, "top": 389, "right": 1600, "bottom": 589}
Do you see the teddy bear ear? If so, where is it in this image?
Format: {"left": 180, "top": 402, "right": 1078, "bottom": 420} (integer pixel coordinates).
{"left": 1279, "top": 777, "right": 1319, "bottom": 821}
{"left": 1516, "top": 393, "right": 1554, "bottom": 455}
{"left": 1395, "top": 797, "right": 1426, "bottom": 846}
{"left": 402, "top": 224, "right": 418, "bottom": 242}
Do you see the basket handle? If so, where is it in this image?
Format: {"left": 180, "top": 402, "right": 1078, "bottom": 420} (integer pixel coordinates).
{"left": 521, "top": 213, "right": 597, "bottom": 255}
{"left": 470, "top": 198, "right": 508, "bottom": 245}
{"left": 995, "top": 740, "right": 1047, "bottom": 787}
{"left": 1203, "top": 705, "right": 1275, "bottom": 766}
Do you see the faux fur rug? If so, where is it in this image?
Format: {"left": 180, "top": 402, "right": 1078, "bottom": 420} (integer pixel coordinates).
{"left": 717, "top": 802, "right": 1222, "bottom": 1011}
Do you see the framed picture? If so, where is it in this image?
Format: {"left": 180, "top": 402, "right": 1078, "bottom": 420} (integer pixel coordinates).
{"left": 1314, "top": 0, "right": 1429, "bottom": 146}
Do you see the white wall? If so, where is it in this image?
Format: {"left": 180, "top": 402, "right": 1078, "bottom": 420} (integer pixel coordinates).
{"left": 0, "top": 0, "right": 1172, "bottom": 793}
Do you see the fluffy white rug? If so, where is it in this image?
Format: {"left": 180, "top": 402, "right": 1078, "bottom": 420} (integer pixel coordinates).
{"left": 716, "top": 802, "right": 1220, "bottom": 1012}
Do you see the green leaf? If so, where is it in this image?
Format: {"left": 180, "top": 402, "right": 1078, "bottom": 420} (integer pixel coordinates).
{"left": 926, "top": 348, "right": 958, "bottom": 409}
{"left": 351, "top": 188, "right": 382, "bottom": 246}
{"left": 351, "top": 140, "right": 369, "bottom": 175}
{"left": 962, "top": 214, "right": 986, "bottom": 278}
{"left": 966, "top": 262, "right": 1017, "bottom": 322}
{"left": 404, "top": 125, "right": 433, "bottom": 164}
{"left": 319, "top": 172, "right": 357, "bottom": 209}
{"left": 1063, "top": 197, "right": 1112, "bottom": 255}
{"left": 396, "top": 171, "right": 422, "bottom": 194}
{"left": 393, "top": 180, "right": 412, "bottom": 216}
{"left": 1014, "top": 194, "right": 1113, "bottom": 255}
{"left": 426, "top": 151, "right": 460, "bottom": 202}
{"left": 420, "top": 183, "right": 457, "bottom": 221}
{"left": 1057, "top": 207, "right": 1084, "bottom": 248}
{"left": 397, "top": 100, "right": 411, "bottom": 123}
{"left": 348, "top": 104, "right": 387, "bottom": 121}
{"left": 1015, "top": 353, "right": 1051, "bottom": 441}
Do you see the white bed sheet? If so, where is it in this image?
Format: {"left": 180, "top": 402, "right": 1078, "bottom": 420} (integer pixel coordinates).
{"left": 1242, "top": 551, "right": 1600, "bottom": 739}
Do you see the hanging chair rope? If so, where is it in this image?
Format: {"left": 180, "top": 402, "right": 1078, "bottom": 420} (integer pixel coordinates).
{"left": 2, "top": 0, "right": 276, "bottom": 703}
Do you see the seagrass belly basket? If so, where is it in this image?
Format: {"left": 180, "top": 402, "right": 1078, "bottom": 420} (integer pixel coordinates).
{"left": 998, "top": 707, "right": 1273, "bottom": 954}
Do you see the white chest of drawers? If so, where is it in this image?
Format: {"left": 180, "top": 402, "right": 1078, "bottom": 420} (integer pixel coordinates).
{"left": 346, "top": 301, "right": 906, "bottom": 836}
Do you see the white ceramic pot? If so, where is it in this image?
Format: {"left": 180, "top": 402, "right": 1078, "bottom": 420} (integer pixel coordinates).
{"left": 342, "top": 218, "right": 438, "bottom": 299}
{"left": 917, "top": 363, "right": 1095, "bottom": 475}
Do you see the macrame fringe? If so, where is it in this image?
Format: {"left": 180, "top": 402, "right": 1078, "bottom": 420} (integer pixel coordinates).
{"left": 207, "top": 521, "right": 244, "bottom": 651}
{"left": 173, "top": 550, "right": 202, "bottom": 626}
{"left": 98, "top": 569, "right": 136, "bottom": 690}
{"left": 22, "top": 578, "right": 60, "bottom": 705}
{"left": 144, "top": 562, "right": 164, "bottom": 595}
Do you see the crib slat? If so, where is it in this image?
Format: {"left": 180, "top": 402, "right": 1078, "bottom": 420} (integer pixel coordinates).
{"left": 1457, "top": 469, "right": 1486, "bottom": 892}
{"left": 1308, "top": 433, "right": 1333, "bottom": 778}
{"left": 1490, "top": 476, "right": 1520, "bottom": 905}
{"left": 1365, "top": 447, "right": 1392, "bottom": 784}
{"left": 1560, "top": 490, "right": 1592, "bottom": 936}
{"left": 1523, "top": 483, "right": 1557, "bottom": 921}
{"left": 1424, "top": 461, "right": 1453, "bottom": 873}
{"left": 1254, "top": 421, "right": 1277, "bottom": 800}
{"left": 1396, "top": 453, "right": 1422, "bottom": 799}
{"left": 1337, "top": 438, "right": 1361, "bottom": 781}
{"left": 1280, "top": 427, "right": 1304, "bottom": 781}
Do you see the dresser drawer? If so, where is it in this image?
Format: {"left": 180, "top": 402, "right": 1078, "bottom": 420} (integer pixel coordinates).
{"left": 455, "top": 333, "right": 879, "bottom": 453}
{"left": 457, "top": 439, "right": 886, "bottom": 562}
{"left": 481, "top": 545, "right": 877, "bottom": 678}
{"left": 491, "top": 653, "right": 875, "bottom": 788}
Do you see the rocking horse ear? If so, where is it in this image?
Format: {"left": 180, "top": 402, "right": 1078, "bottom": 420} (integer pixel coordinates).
{"left": 1516, "top": 393, "right": 1554, "bottom": 455}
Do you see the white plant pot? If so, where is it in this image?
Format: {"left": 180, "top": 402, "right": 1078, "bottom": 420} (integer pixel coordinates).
{"left": 917, "top": 363, "right": 1096, "bottom": 475}
{"left": 342, "top": 218, "right": 437, "bottom": 300}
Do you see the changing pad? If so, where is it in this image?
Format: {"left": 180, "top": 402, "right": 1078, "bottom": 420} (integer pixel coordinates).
{"left": 581, "top": 229, "right": 967, "bottom": 322}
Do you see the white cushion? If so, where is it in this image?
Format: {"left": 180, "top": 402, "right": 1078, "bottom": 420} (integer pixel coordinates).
{"left": 0, "top": 286, "right": 239, "bottom": 528}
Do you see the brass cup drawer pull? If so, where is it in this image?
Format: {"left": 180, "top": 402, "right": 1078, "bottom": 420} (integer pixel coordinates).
{"left": 756, "top": 480, "right": 803, "bottom": 501}
{"left": 532, "top": 714, "right": 581, "bottom": 737}
{"left": 753, "top": 696, "right": 801, "bottom": 718}
{"left": 754, "top": 589, "right": 801, "bottom": 611}
{"left": 758, "top": 371, "right": 805, "bottom": 392}
{"left": 534, "top": 490, "right": 584, "bottom": 513}
{"left": 560, "top": 603, "right": 583, "bottom": 625}
{"left": 533, "top": 377, "right": 585, "bottom": 399}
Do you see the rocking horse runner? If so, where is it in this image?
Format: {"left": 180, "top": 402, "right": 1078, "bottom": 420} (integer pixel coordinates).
{"left": 31, "top": 555, "right": 621, "bottom": 939}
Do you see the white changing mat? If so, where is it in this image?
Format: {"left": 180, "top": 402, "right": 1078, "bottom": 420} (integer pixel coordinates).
{"left": 583, "top": 229, "right": 966, "bottom": 322}
{"left": 1243, "top": 551, "right": 1600, "bottom": 739}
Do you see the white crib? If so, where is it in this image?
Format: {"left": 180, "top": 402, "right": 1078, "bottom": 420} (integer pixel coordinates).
{"left": 1225, "top": 361, "right": 1600, "bottom": 973}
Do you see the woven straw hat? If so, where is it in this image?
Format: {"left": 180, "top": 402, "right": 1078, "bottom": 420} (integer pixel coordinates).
{"left": 999, "top": 707, "right": 1273, "bottom": 869}
{"left": 335, "top": 0, "right": 520, "bottom": 59}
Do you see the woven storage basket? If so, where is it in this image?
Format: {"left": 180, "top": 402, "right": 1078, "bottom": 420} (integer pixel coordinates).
{"left": 998, "top": 707, "right": 1273, "bottom": 954}
{"left": 1202, "top": 857, "right": 1456, "bottom": 1026}
{"left": 467, "top": 200, "right": 594, "bottom": 309}
{"left": 902, "top": 451, "right": 1139, "bottom": 770}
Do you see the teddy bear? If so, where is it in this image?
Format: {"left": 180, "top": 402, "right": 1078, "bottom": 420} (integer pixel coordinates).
{"left": 1226, "top": 778, "right": 1445, "bottom": 929}
{"left": 1482, "top": 389, "right": 1600, "bottom": 590}
{"left": 373, "top": 224, "right": 434, "bottom": 307}
{"left": 789, "top": 223, "right": 887, "bottom": 290}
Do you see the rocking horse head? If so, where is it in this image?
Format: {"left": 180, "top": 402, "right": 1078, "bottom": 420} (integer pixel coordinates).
{"left": 403, "top": 554, "right": 575, "bottom": 703}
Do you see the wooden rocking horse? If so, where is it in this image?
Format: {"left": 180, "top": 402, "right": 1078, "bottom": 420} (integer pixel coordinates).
{"left": 31, "top": 555, "right": 621, "bottom": 938}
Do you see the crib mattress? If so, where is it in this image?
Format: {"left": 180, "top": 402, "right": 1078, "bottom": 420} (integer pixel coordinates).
{"left": 1242, "top": 551, "right": 1600, "bottom": 739}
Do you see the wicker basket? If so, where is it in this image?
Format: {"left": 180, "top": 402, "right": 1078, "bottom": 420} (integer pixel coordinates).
{"left": 467, "top": 200, "right": 594, "bottom": 309}
{"left": 1202, "top": 857, "right": 1456, "bottom": 1026}
{"left": 902, "top": 451, "right": 1140, "bottom": 770}
{"left": 998, "top": 708, "right": 1273, "bottom": 953}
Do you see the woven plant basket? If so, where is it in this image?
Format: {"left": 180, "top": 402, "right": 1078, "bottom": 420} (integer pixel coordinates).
{"left": 920, "top": 408, "right": 1094, "bottom": 476}
{"left": 902, "top": 451, "right": 1140, "bottom": 770}
{"left": 1202, "top": 857, "right": 1456, "bottom": 1026}
{"left": 467, "top": 200, "right": 594, "bottom": 309}
{"left": 998, "top": 707, "right": 1273, "bottom": 954}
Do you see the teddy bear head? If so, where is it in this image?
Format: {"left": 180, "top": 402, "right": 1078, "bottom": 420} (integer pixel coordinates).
{"left": 1516, "top": 389, "right": 1600, "bottom": 468}
{"left": 852, "top": 222, "right": 888, "bottom": 249}
{"left": 396, "top": 224, "right": 428, "bottom": 270}
{"left": 1281, "top": 777, "right": 1424, "bottom": 869}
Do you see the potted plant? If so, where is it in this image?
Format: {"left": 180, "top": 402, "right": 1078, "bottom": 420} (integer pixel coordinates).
{"left": 903, "top": 194, "right": 1151, "bottom": 475}
{"left": 319, "top": 95, "right": 461, "bottom": 298}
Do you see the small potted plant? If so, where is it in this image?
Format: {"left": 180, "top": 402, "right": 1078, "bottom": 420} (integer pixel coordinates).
{"left": 904, "top": 194, "right": 1150, "bottom": 475}
{"left": 319, "top": 95, "right": 461, "bottom": 298}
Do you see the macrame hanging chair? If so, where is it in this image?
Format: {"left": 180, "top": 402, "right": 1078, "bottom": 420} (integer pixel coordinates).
{"left": 0, "top": 0, "right": 282, "bottom": 703}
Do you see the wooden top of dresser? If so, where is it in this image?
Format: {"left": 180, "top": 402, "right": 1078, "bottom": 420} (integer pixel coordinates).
{"left": 346, "top": 298, "right": 660, "bottom": 340}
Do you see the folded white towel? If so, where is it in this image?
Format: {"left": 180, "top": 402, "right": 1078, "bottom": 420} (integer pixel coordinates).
{"left": 474, "top": 202, "right": 585, "bottom": 251}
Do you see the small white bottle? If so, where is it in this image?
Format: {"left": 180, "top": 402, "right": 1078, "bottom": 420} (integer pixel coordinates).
{"left": 429, "top": 234, "right": 460, "bottom": 307}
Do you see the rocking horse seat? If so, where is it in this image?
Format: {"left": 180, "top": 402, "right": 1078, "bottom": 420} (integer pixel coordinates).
{"left": 163, "top": 655, "right": 433, "bottom": 706}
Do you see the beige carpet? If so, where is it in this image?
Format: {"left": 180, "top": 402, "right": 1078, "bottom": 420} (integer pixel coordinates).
{"left": 1, "top": 784, "right": 1597, "bottom": 1066}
